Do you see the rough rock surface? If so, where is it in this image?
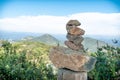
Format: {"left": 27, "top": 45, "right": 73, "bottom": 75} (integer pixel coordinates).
{"left": 66, "top": 33, "right": 78, "bottom": 41}
{"left": 73, "top": 37, "right": 84, "bottom": 46}
{"left": 66, "top": 20, "right": 81, "bottom": 31}
{"left": 58, "top": 69, "right": 87, "bottom": 80}
{"left": 64, "top": 41, "right": 81, "bottom": 51}
{"left": 68, "top": 27, "right": 85, "bottom": 36}
{"left": 67, "top": 34, "right": 84, "bottom": 45}
{"left": 49, "top": 47, "right": 96, "bottom": 72}
{"left": 67, "top": 34, "right": 83, "bottom": 41}
{"left": 64, "top": 41, "right": 84, "bottom": 51}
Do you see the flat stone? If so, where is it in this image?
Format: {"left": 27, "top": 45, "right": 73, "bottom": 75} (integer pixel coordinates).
{"left": 68, "top": 27, "right": 85, "bottom": 36}
{"left": 65, "top": 41, "right": 84, "bottom": 50}
{"left": 58, "top": 68, "right": 87, "bottom": 80}
{"left": 73, "top": 37, "right": 84, "bottom": 46}
{"left": 67, "top": 34, "right": 84, "bottom": 45}
{"left": 66, "top": 33, "right": 78, "bottom": 41}
{"left": 49, "top": 46, "right": 96, "bottom": 72}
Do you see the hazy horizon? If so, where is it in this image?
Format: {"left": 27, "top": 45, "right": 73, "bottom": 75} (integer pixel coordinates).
{"left": 0, "top": 0, "right": 120, "bottom": 36}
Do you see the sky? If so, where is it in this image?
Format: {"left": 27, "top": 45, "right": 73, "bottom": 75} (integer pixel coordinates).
{"left": 0, "top": 0, "right": 120, "bottom": 36}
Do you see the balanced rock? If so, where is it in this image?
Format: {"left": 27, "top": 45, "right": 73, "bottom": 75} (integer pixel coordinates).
{"left": 67, "top": 34, "right": 84, "bottom": 45}
{"left": 66, "top": 20, "right": 81, "bottom": 31}
{"left": 49, "top": 46, "right": 96, "bottom": 72}
{"left": 65, "top": 20, "right": 85, "bottom": 51}
{"left": 64, "top": 41, "right": 84, "bottom": 51}
{"left": 66, "top": 33, "right": 78, "bottom": 41}
{"left": 68, "top": 27, "right": 85, "bottom": 36}
{"left": 58, "top": 69, "right": 87, "bottom": 80}
{"left": 72, "top": 37, "right": 84, "bottom": 46}
{"left": 66, "top": 20, "right": 85, "bottom": 36}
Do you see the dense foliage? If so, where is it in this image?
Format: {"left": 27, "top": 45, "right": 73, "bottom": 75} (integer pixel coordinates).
{"left": 0, "top": 41, "right": 57, "bottom": 80}
{"left": 88, "top": 45, "right": 120, "bottom": 80}
{"left": 0, "top": 40, "right": 120, "bottom": 80}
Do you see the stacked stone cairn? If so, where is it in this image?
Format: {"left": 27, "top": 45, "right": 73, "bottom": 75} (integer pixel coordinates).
{"left": 49, "top": 20, "right": 96, "bottom": 80}
{"left": 65, "top": 20, "right": 85, "bottom": 51}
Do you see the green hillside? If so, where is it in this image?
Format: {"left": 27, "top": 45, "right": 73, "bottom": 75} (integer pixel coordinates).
{"left": 29, "top": 34, "right": 59, "bottom": 46}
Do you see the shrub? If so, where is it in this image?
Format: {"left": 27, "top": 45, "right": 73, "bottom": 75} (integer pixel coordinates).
{"left": 88, "top": 45, "right": 120, "bottom": 80}
{"left": 0, "top": 41, "right": 57, "bottom": 80}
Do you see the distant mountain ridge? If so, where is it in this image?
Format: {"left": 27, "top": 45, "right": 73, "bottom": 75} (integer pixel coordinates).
{"left": 0, "top": 30, "right": 119, "bottom": 46}
{"left": 22, "top": 34, "right": 116, "bottom": 52}
{"left": 0, "top": 30, "right": 119, "bottom": 52}
{"left": 26, "top": 34, "right": 59, "bottom": 46}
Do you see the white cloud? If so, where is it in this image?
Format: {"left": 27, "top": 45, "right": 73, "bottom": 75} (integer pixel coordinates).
{"left": 0, "top": 12, "right": 120, "bottom": 35}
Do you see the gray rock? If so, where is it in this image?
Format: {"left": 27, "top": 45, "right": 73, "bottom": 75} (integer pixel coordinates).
{"left": 67, "top": 27, "right": 85, "bottom": 36}
{"left": 66, "top": 20, "right": 85, "bottom": 36}
{"left": 73, "top": 37, "right": 84, "bottom": 46}
{"left": 66, "top": 20, "right": 81, "bottom": 31}
{"left": 67, "top": 34, "right": 84, "bottom": 45}
{"left": 58, "top": 68, "right": 87, "bottom": 80}
{"left": 49, "top": 46, "right": 96, "bottom": 72}
{"left": 66, "top": 33, "right": 78, "bottom": 41}
{"left": 64, "top": 40, "right": 84, "bottom": 51}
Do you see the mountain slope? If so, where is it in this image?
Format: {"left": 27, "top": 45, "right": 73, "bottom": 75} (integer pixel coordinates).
{"left": 30, "top": 34, "right": 59, "bottom": 46}
{"left": 82, "top": 37, "right": 107, "bottom": 52}
{"left": 22, "top": 34, "right": 116, "bottom": 52}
